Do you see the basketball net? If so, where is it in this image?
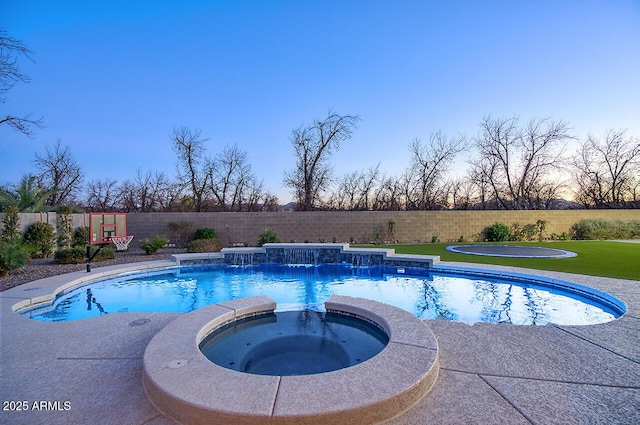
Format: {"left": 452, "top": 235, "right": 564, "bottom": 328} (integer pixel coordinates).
{"left": 111, "top": 235, "right": 134, "bottom": 251}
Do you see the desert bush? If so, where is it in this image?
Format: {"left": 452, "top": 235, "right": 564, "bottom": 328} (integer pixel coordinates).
{"left": 0, "top": 240, "right": 30, "bottom": 276}
{"left": 168, "top": 221, "right": 194, "bottom": 248}
{"left": 72, "top": 226, "right": 90, "bottom": 248}
{"left": 54, "top": 247, "right": 85, "bottom": 264}
{"left": 509, "top": 223, "right": 538, "bottom": 241}
{"left": 550, "top": 232, "right": 570, "bottom": 241}
{"left": 95, "top": 245, "right": 115, "bottom": 261}
{"left": 373, "top": 230, "right": 383, "bottom": 245}
{"left": 23, "top": 222, "right": 56, "bottom": 258}
{"left": 1, "top": 206, "right": 20, "bottom": 242}
{"left": 571, "top": 219, "right": 637, "bottom": 240}
{"left": 140, "top": 235, "right": 169, "bottom": 255}
{"left": 193, "top": 227, "right": 217, "bottom": 241}
{"left": 57, "top": 206, "right": 74, "bottom": 249}
{"left": 630, "top": 220, "right": 640, "bottom": 238}
{"left": 535, "top": 220, "right": 548, "bottom": 241}
{"left": 486, "top": 222, "right": 510, "bottom": 242}
{"left": 187, "top": 238, "right": 223, "bottom": 253}
{"left": 55, "top": 245, "right": 115, "bottom": 264}
{"left": 257, "top": 228, "right": 280, "bottom": 246}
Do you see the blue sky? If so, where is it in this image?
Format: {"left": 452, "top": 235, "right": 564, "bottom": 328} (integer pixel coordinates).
{"left": 2, "top": 1, "right": 639, "bottom": 203}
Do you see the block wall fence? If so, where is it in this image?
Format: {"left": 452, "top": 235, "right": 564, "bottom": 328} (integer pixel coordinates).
{"left": 4, "top": 210, "right": 638, "bottom": 247}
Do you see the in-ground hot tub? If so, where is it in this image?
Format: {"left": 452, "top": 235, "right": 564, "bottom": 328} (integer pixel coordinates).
{"left": 143, "top": 295, "right": 439, "bottom": 425}
{"left": 200, "top": 310, "right": 389, "bottom": 376}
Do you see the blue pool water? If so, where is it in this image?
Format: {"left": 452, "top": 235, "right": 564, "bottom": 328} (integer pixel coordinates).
{"left": 22, "top": 264, "right": 623, "bottom": 325}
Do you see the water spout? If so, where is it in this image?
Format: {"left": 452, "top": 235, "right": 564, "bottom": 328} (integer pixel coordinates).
{"left": 231, "top": 253, "right": 254, "bottom": 266}
{"left": 284, "top": 248, "right": 319, "bottom": 265}
{"left": 352, "top": 254, "right": 371, "bottom": 267}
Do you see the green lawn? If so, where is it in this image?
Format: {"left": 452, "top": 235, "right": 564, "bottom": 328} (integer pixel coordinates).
{"left": 357, "top": 241, "right": 640, "bottom": 281}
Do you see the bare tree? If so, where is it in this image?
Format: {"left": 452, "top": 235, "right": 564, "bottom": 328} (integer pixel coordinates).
{"left": 118, "top": 169, "right": 172, "bottom": 212}
{"left": 466, "top": 161, "right": 493, "bottom": 209}
{"left": 171, "top": 126, "right": 210, "bottom": 212}
{"left": 469, "top": 116, "right": 571, "bottom": 209}
{"left": 283, "top": 111, "right": 361, "bottom": 210}
{"left": 0, "top": 28, "right": 44, "bottom": 136}
{"left": 243, "top": 176, "right": 277, "bottom": 212}
{"left": 573, "top": 129, "right": 640, "bottom": 208}
{"left": 34, "top": 139, "right": 83, "bottom": 206}
{"left": 209, "top": 144, "right": 253, "bottom": 211}
{"left": 331, "top": 170, "right": 362, "bottom": 210}
{"left": 85, "top": 178, "right": 120, "bottom": 211}
{"left": 446, "top": 177, "right": 478, "bottom": 210}
{"left": 356, "top": 164, "right": 381, "bottom": 210}
{"left": 372, "top": 175, "right": 404, "bottom": 211}
{"left": 330, "top": 164, "right": 382, "bottom": 210}
{"left": 406, "top": 131, "right": 467, "bottom": 210}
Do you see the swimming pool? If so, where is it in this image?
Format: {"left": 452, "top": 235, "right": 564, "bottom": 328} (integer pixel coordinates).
{"left": 21, "top": 263, "right": 623, "bottom": 325}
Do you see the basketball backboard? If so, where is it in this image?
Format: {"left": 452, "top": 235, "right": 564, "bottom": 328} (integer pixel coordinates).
{"left": 89, "top": 213, "right": 127, "bottom": 245}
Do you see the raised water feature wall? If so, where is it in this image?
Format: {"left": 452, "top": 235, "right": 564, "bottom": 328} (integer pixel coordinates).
{"left": 172, "top": 243, "right": 438, "bottom": 268}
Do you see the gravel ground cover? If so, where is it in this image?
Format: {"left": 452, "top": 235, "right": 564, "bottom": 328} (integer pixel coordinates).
{"left": 0, "top": 248, "right": 184, "bottom": 292}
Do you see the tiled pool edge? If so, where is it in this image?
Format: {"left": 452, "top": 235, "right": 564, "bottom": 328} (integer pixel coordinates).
{"left": 142, "top": 295, "right": 439, "bottom": 425}
{"left": 433, "top": 264, "right": 627, "bottom": 318}
{"left": 8, "top": 260, "right": 176, "bottom": 313}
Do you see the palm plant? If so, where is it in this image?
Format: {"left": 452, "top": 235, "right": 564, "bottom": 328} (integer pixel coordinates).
{"left": 0, "top": 175, "right": 57, "bottom": 212}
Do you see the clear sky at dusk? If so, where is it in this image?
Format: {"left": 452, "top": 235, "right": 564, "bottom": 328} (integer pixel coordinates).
{"left": 2, "top": 1, "right": 639, "bottom": 203}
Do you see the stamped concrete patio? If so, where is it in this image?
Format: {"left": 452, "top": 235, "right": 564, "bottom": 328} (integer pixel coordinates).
{"left": 1, "top": 261, "right": 638, "bottom": 424}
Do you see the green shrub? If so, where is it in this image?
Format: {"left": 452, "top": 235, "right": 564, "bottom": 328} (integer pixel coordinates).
{"left": 0, "top": 240, "right": 30, "bottom": 276}
{"left": 54, "top": 247, "right": 85, "bottom": 264}
{"left": 551, "top": 232, "right": 571, "bottom": 241}
{"left": 1, "top": 206, "right": 21, "bottom": 242}
{"left": 23, "top": 222, "right": 56, "bottom": 258}
{"left": 140, "top": 235, "right": 169, "bottom": 255}
{"left": 187, "top": 238, "right": 223, "bottom": 253}
{"left": 571, "top": 219, "right": 637, "bottom": 240}
{"left": 72, "top": 226, "right": 90, "bottom": 248}
{"left": 509, "top": 223, "right": 538, "bottom": 241}
{"left": 193, "top": 227, "right": 217, "bottom": 240}
{"left": 54, "top": 245, "right": 115, "bottom": 264}
{"left": 630, "top": 220, "right": 640, "bottom": 238}
{"left": 56, "top": 206, "right": 74, "bottom": 249}
{"left": 535, "top": 220, "right": 548, "bottom": 242}
{"left": 486, "top": 222, "right": 510, "bottom": 242}
{"left": 95, "top": 245, "right": 115, "bottom": 261}
{"left": 257, "top": 228, "right": 280, "bottom": 246}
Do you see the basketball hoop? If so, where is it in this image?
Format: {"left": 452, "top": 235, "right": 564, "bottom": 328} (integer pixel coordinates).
{"left": 111, "top": 235, "right": 134, "bottom": 251}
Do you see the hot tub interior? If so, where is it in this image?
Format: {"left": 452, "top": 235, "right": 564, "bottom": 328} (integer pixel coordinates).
{"left": 199, "top": 310, "right": 389, "bottom": 376}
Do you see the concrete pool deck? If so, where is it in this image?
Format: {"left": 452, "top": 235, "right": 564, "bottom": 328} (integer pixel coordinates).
{"left": 1, "top": 261, "right": 638, "bottom": 424}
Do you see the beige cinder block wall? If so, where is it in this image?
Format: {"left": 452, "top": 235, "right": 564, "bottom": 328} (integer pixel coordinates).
{"left": 3, "top": 210, "right": 637, "bottom": 247}
{"left": 3, "top": 212, "right": 90, "bottom": 236}
{"left": 124, "top": 210, "right": 640, "bottom": 246}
